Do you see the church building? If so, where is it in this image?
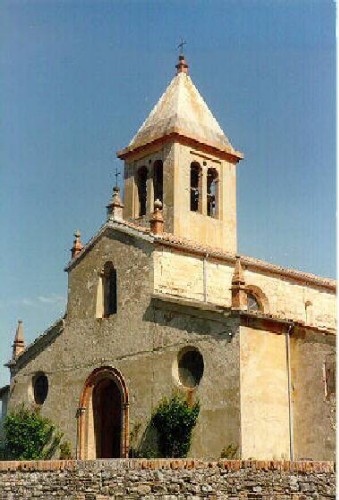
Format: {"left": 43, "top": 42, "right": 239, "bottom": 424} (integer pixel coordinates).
{"left": 1, "top": 54, "right": 336, "bottom": 461}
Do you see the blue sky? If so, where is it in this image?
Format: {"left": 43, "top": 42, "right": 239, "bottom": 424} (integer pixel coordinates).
{"left": 0, "top": 0, "right": 335, "bottom": 388}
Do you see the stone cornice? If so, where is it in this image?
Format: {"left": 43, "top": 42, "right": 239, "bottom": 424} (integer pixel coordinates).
{"left": 237, "top": 310, "right": 336, "bottom": 337}
{"left": 152, "top": 293, "right": 335, "bottom": 337}
{"left": 117, "top": 132, "right": 243, "bottom": 163}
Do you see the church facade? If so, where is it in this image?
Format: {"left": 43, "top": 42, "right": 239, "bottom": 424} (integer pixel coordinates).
{"left": 1, "top": 55, "right": 336, "bottom": 461}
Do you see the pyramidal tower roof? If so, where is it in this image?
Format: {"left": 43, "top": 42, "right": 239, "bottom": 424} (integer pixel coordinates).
{"left": 118, "top": 55, "right": 243, "bottom": 160}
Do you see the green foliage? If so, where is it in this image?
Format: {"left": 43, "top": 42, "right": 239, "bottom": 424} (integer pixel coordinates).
{"left": 129, "top": 420, "right": 159, "bottom": 458}
{"left": 220, "top": 443, "right": 239, "bottom": 459}
{"left": 59, "top": 440, "right": 73, "bottom": 460}
{"left": 2, "top": 405, "right": 62, "bottom": 460}
{"left": 151, "top": 393, "right": 200, "bottom": 458}
{"left": 129, "top": 422, "right": 143, "bottom": 458}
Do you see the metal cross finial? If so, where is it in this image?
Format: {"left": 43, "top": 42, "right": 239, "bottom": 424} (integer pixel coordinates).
{"left": 177, "top": 38, "right": 187, "bottom": 55}
{"left": 114, "top": 167, "right": 121, "bottom": 187}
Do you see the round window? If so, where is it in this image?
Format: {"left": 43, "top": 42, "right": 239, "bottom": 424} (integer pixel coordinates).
{"left": 33, "top": 374, "right": 48, "bottom": 405}
{"left": 178, "top": 348, "right": 204, "bottom": 388}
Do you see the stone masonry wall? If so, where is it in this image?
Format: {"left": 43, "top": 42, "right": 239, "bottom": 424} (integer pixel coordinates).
{"left": 8, "top": 230, "right": 241, "bottom": 460}
{"left": 154, "top": 248, "right": 336, "bottom": 330}
{"left": 0, "top": 459, "right": 335, "bottom": 499}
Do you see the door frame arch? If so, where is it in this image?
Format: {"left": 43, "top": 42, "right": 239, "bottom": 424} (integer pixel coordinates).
{"left": 77, "top": 366, "right": 129, "bottom": 459}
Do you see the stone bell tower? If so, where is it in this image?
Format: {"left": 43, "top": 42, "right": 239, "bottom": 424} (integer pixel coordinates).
{"left": 117, "top": 54, "right": 243, "bottom": 253}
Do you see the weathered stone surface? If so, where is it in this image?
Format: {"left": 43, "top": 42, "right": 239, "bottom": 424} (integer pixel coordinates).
{"left": 0, "top": 460, "right": 335, "bottom": 499}
{"left": 8, "top": 230, "right": 242, "bottom": 460}
{"left": 5, "top": 199, "right": 335, "bottom": 462}
{"left": 2, "top": 48, "right": 336, "bottom": 469}
{"left": 154, "top": 247, "right": 336, "bottom": 330}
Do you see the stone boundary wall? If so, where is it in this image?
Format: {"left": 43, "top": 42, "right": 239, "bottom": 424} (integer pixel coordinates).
{"left": 0, "top": 459, "right": 335, "bottom": 499}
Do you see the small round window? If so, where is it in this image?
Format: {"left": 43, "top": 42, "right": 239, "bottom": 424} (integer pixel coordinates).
{"left": 33, "top": 374, "right": 48, "bottom": 405}
{"left": 178, "top": 348, "right": 204, "bottom": 388}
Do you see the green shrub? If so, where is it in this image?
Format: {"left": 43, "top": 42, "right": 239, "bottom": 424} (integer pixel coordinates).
{"left": 59, "top": 440, "right": 73, "bottom": 460}
{"left": 2, "top": 404, "right": 62, "bottom": 460}
{"left": 128, "top": 421, "right": 159, "bottom": 458}
{"left": 220, "top": 443, "right": 239, "bottom": 459}
{"left": 151, "top": 393, "right": 200, "bottom": 458}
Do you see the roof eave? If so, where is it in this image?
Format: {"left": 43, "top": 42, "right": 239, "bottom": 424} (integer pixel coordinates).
{"left": 117, "top": 132, "right": 244, "bottom": 163}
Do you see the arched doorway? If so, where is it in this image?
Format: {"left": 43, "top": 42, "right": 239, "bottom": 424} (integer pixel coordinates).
{"left": 77, "top": 366, "right": 129, "bottom": 459}
{"left": 93, "top": 378, "right": 121, "bottom": 458}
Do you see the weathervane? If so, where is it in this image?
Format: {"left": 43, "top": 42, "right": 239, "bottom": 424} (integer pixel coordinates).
{"left": 177, "top": 38, "right": 187, "bottom": 56}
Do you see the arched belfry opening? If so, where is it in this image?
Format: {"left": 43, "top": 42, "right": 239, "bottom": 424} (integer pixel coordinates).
{"left": 207, "top": 167, "right": 218, "bottom": 217}
{"left": 136, "top": 166, "right": 148, "bottom": 216}
{"left": 77, "top": 367, "right": 129, "bottom": 459}
{"left": 153, "top": 160, "right": 163, "bottom": 205}
{"left": 190, "top": 162, "right": 202, "bottom": 212}
{"left": 117, "top": 53, "right": 243, "bottom": 253}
